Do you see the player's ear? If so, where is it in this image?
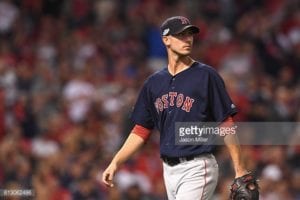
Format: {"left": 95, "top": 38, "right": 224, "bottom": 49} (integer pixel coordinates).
{"left": 162, "top": 36, "right": 170, "bottom": 46}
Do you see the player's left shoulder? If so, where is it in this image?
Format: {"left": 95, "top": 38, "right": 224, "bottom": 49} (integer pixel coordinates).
{"left": 192, "top": 61, "right": 220, "bottom": 77}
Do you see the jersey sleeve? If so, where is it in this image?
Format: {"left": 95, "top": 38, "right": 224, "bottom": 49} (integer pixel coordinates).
{"left": 132, "top": 124, "right": 151, "bottom": 140}
{"left": 208, "top": 70, "right": 238, "bottom": 122}
{"left": 131, "top": 80, "right": 155, "bottom": 129}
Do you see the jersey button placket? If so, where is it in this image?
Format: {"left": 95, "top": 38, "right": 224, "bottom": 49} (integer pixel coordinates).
{"left": 171, "top": 77, "right": 176, "bottom": 90}
{"left": 169, "top": 77, "right": 176, "bottom": 114}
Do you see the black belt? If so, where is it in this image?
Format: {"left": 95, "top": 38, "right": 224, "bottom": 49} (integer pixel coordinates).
{"left": 161, "top": 155, "right": 198, "bottom": 166}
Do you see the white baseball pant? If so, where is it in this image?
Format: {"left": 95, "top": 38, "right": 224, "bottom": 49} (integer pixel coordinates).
{"left": 163, "top": 154, "right": 219, "bottom": 200}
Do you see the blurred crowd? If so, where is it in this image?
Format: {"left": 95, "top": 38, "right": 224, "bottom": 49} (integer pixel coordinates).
{"left": 0, "top": 0, "right": 299, "bottom": 199}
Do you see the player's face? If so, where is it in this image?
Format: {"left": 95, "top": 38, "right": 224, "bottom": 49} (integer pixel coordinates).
{"left": 165, "top": 29, "right": 195, "bottom": 56}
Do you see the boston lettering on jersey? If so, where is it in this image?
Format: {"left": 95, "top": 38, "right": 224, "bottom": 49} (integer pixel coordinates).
{"left": 131, "top": 62, "right": 238, "bottom": 157}
{"left": 154, "top": 92, "right": 195, "bottom": 113}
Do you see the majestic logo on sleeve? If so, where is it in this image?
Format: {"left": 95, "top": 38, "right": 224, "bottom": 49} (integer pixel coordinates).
{"left": 154, "top": 92, "right": 195, "bottom": 113}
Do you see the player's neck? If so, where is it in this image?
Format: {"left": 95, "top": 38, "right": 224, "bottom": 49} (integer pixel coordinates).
{"left": 167, "top": 55, "right": 194, "bottom": 76}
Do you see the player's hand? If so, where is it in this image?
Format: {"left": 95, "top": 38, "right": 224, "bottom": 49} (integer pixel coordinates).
{"left": 102, "top": 163, "right": 118, "bottom": 187}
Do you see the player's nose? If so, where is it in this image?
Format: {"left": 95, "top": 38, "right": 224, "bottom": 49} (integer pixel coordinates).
{"left": 183, "top": 35, "right": 193, "bottom": 43}
{"left": 185, "top": 37, "right": 193, "bottom": 45}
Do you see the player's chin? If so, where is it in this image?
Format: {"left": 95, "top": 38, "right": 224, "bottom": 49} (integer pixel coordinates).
{"left": 180, "top": 50, "right": 191, "bottom": 56}
{"left": 180, "top": 47, "right": 192, "bottom": 55}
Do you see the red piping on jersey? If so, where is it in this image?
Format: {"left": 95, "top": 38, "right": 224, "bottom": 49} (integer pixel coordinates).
{"left": 200, "top": 159, "right": 207, "bottom": 200}
{"left": 132, "top": 124, "right": 151, "bottom": 140}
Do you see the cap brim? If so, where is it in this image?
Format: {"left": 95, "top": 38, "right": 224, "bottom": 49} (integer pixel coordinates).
{"left": 173, "top": 25, "right": 199, "bottom": 35}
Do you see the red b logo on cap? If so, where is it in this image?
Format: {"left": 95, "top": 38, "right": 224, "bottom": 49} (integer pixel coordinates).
{"left": 179, "top": 17, "right": 189, "bottom": 25}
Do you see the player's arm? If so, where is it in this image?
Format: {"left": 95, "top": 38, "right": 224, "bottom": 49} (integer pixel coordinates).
{"left": 222, "top": 117, "right": 248, "bottom": 178}
{"left": 102, "top": 125, "right": 151, "bottom": 187}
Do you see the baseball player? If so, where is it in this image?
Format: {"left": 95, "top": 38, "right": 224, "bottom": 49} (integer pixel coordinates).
{"left": 102, "top": 16, "right": 259, "bottom": 200}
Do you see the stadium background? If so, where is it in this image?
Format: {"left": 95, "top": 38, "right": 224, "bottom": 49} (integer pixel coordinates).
{"left": 0, "top": 0, "right": 299, "bottom": 199}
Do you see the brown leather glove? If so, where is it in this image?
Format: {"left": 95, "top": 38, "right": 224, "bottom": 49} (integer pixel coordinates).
{"left": 230, "top": 172, "right": 259, "bottom": 200}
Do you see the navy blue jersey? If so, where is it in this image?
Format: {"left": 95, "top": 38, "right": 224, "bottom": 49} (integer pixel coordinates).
{"left": 131, "top": 62, "right": 237, "bottom": 157}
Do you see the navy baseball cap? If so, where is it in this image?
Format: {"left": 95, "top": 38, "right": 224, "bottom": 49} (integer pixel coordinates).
{"left": 160, "top": 16, "right": 200, "bottom": 36}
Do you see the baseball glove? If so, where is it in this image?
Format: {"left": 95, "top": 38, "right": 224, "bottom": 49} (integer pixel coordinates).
{"left": 230, "top": 172, "right": 259, "bottom": 200}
